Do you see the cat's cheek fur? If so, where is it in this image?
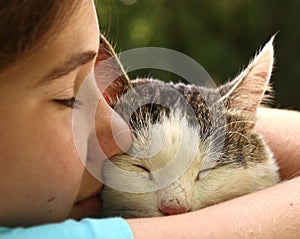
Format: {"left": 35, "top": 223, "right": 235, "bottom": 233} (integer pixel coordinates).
{"left": 192, "top": 147, "right": 280, "bottom": 210}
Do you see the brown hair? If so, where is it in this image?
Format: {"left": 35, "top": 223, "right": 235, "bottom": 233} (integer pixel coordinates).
{"left": 0, "top": 1, "right": 79, "bottom": 70}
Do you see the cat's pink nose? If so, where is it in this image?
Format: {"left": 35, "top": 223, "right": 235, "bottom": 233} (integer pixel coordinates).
{"left": 159, "top": 205, "right": 189, "bottom": 215}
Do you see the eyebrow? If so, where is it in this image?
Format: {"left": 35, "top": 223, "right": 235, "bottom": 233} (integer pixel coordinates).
{"left": 40, "top": 51, "right": 97, "bottom": 84}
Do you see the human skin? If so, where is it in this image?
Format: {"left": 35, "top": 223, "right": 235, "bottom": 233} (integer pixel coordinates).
{"left": 0, "top": 0, "right": 132, "bottom": 227}
{"left": 128, "top": 176, "right": 300, "bottom": 239}
{"left": 256, "top": 107, "right": 300, "bottom": 179}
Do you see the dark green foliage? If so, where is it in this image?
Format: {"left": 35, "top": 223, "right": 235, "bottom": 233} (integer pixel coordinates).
{"left": 96, "top": 0, "right": 300, "bottom": 110}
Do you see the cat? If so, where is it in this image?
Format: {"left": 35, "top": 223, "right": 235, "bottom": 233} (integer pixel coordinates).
{"left": 95, "top": 34, "right": 280, "bottom": 218}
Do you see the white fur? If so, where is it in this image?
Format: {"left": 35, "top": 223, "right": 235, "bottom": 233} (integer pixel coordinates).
{"left": 100, "top": 110, "right": 279, "bottom": 217}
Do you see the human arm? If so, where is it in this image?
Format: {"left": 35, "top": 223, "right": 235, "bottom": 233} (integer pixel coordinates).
{"left": 256, "top": 107, "right": 300, "bottom": 179}
{"left": 128, "top": 176, "right": 300, "bottom": 239}
{"left": 127, "top": 108, "right": 300, "bottom": 239}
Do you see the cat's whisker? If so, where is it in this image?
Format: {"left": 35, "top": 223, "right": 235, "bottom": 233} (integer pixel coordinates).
{"left": 205, "top": 129, "right": 253, "bottom": 165}
{"left": 206, "top": 120, "right": 256, "bottom": 149}
{"left": 206, "top": 133, "right": 227, "bottom": 149}
{"left": 208, "top": 107, "right": 227, "bottom": 121}
{"left": 226, "top": 131, "right": 252, "bottom": 145}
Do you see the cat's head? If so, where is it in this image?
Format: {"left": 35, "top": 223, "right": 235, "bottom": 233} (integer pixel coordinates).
{"left": 97, "top": 36, "right": 280, "bottom": 218}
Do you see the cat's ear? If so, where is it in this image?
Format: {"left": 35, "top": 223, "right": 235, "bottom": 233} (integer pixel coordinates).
{"left": 94, "top": 34, "right": 132, "bottom": 106}
{"left": 219, "top": 37, "right": 274, "bottom": 112}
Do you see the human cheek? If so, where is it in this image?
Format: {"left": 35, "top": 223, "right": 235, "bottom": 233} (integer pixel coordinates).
{"left": 0, "top": 104, "right": 85, "bottom": 226}
{"left": 26, "top": 116, "right": 85, "bottom": 221}
{"left": 42, "top": 113, "right": 86, "bottom": 186}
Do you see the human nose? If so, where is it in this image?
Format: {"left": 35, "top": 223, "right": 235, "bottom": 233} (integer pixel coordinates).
{"left": 94, "top": 96, "right": 132, "bottom": 158}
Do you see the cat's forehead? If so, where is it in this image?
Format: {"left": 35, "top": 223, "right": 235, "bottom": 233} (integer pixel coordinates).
{"left": 131, "top": 78, "right": 219, "bottom": 100}
{"left": 113, "top": 78, "right": 224, "bottom": 138}
{"left": 127, "top": 78, "right": 221, "bottom": 115}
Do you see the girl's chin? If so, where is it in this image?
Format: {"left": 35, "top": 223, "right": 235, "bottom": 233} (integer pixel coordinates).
{"left": 69, "top": 195, "right": 102, "bottom": 220}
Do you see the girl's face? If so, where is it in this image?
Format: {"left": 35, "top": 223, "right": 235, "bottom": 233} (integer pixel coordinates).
{"left": 0, "top": 0, "right": 132, "bottom": 226}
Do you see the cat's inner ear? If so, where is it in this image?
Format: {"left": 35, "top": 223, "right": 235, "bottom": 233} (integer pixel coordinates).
{"left": 219, "top": 37, "right": 274, "bottom": 112}
{"left": 94, "top": 34, "right": 131, "bottom": 106}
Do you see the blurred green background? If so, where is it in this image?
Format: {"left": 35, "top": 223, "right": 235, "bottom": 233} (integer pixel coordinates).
{"left": 96, "top": 0, "right": 300, "bottom": 110}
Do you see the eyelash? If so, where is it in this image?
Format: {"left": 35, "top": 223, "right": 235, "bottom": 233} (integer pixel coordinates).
{"left": 54, "top": 97, "right": 81, "bottom": 108}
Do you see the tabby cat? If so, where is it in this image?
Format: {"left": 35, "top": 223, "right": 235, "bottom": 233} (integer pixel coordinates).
{"left": 96, "top": 35, "right": 280, "bottom": 218}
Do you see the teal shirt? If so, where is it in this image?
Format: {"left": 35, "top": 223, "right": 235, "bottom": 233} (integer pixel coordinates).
{"left": 0, "top": 218, "right": 134, "bottom": 239}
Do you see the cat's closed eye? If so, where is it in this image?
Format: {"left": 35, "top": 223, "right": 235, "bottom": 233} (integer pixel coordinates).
{"left": 197, "top": 167, "right": 216, "bottom": 181}
{"left": 132, "top": 164, "right": 154, "bottom": 180}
